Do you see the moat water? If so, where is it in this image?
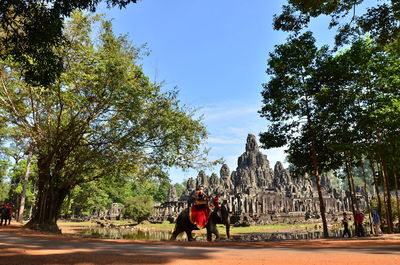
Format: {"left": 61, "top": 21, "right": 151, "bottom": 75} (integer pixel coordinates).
{"left": 78, "top": 226, "right": 368, "bottom": 241}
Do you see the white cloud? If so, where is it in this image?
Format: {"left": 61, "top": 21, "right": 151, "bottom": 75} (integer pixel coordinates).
{"left": 207, "top": 137, "right": 243, "bottom": 145}
{"left": 202, "top": 103, "right": 260, "bottom": 122}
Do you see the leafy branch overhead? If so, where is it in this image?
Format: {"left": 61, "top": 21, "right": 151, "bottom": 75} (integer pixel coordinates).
{"left": 0, "top": 0, "right": 139, "bottom": 86}
{"left": 274, "top": 0, "right": 400, "bottom": 47}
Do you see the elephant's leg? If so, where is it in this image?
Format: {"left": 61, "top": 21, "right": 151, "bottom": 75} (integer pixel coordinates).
{"left": 170, "top": 226, "right": 183, "bottom": 240}
{"left": 185, "top": 230, "right": 195, "bottom": 241}
{"left": 213, "top": 227, "right": 220, "bottom": 241}
{"left": 206, "top": 229, "right": 212, "bottom": 241}
{"left": 208, "top": 224, "right": 220, "bottom": 241}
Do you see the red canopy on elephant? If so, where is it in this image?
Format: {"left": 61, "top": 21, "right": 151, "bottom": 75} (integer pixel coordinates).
{"left": 189, "top": 204, "right": 211, "bottom": 229}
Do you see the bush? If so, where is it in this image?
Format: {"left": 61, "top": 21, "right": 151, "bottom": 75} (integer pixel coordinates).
{"left": 123, "top": 196, "right": 154, "bottom": 223}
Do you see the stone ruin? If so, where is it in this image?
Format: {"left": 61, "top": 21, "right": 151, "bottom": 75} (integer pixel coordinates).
{"left": 153, "top": 134, "right": 367, "bottom": 226}
{"left": 92, "top": 203, "right": 123, "bottom": 220}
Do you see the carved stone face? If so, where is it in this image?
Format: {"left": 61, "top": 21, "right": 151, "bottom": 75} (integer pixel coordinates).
{"left": 245, "top": 134, "right": 259, "bottom": 152}
{"left": 220, "top": 164, "right": 230, "bottom": 178}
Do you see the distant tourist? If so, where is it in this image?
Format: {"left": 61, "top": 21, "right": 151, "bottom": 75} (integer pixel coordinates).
{"left": 355, "top": 211, "right": 365, "bottom": 237}
{"left": 0, "top": 202, "right": 12, "bottom": 226}
{"left": 342, "top": 212, "right": 351, "bottom": 238}
{"left": 372, "top": 210, "right": 382, "bottom": 236}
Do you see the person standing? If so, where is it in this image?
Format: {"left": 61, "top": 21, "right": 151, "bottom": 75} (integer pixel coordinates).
{"left": 342, "top": 212, "right": 351, "bottom": 237}
{"left": 372, "top": 210, "right": 383, "bottom": 235}
{"left": 355, "top": 211, "right": 365, "bottom": 237}
{"left": 0, "top": 203, "right": 11, "bottom": 226}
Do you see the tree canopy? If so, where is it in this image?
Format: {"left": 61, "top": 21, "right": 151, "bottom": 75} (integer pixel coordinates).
{"left": 0, "top": 11, "right": 209, "bottom": 232}
{"left": 0, "top": 0, "right": 139, "bottom": 86}
{"left": 274, "top": 0, "right": 400, "bottom": 47}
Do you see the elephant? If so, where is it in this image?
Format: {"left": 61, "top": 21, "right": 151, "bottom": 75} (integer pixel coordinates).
{"left": 170, "top": 204, "right": 230, "bottom": 241}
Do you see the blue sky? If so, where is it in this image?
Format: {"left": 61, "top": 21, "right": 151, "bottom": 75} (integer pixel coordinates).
{"left": 98, "top": 0, "right": 375, "bottom": 183}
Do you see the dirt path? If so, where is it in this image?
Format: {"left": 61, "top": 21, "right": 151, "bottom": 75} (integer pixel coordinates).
{"left": 1, "top": 224, "right": 400, "bottom": 265}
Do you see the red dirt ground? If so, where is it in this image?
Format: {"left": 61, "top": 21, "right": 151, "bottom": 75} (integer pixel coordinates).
{"left": 1, "top": 222, "right": 400, "bottom": 265}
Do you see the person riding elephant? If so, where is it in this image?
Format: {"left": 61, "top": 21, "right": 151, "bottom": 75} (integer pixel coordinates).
{"left": 170, "top": 202, "right": 230, "bottom": 241}
{"left": 188, "top": 185, "right": 208, "bottom": 207}
{"left": 194, "top": 185, "right": 207, "bottom": 204}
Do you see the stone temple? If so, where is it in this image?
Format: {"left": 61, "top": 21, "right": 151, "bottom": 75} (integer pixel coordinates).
{"left": 153, "top": 134, "right": 366, "bottom": 225}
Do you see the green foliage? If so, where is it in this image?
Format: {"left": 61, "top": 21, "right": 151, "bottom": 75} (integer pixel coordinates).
{"left": 0, "top": 0, "right": 139, "bottom": 86}
{"left": 0, "top": 180, "right": 10, "bottom": 203}
{"left": 274, "top": 0, "right": 399, "bottom": 47}
{"left": 123, "top": 196, "right": 154, "bottom": 223}
{"left": 5, "top": 156, "right": 37, "bottom": 209}
{"left": 62, "top": 181, "right": 113, "bottom": 217}
{"left": 260, "top": 31, "right": 340, "bottom": 174}
{"left": 174, "top": 182, "right": 186, "bottom": 199}
{"left": 61, "top": 174, "right": 185, "bottom": 218}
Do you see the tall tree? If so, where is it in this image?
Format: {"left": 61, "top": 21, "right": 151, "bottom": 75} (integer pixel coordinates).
{"left": 0, "top": 12, "right": 209, "bottom": 232}
{"left": 315, "top": 37, "right": 400, "bottom": 232}
{"left": 259, "top": 32, "right": 331, "bottom": 238}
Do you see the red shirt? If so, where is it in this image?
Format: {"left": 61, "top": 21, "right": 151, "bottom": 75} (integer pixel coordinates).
{"left": 213, "top": 197, "right": 221, "bottom": 209}
{"left": 355, "top": 213, "right": 364, "bottom": 224}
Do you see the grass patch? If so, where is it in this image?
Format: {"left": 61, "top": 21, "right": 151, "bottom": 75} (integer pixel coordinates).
{"left": 57, "top": 221, "right": 93, "bottom": 227}
{"left": 57, "top": 220, "right": 321, "bottom": 235}
{"left": 135, "top": 222, "right": 175, "bottom": 231}
{"left": 227, "top": 223, "right": 318, "bottom": 234}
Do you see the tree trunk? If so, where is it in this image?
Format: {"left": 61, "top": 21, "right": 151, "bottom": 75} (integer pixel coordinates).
{"left": 17, "top": 151, "right": 32, "bottom": 223}
{"left": 394, "top": 172, "right": 400, "bottom": 226}
{"left": 311, "top": 143, "right": 329, "bottom": 238}
{"left": 344, "top": 152, "right": 357, "bottom": 221}
{"left": 25, "top": 182, "right": 69, "bottom": 232}
{"left": 29, "top": 204, "right": 33, "bottom": 219}
{"left": 368, "top": 157, "right": 383, "bottom": 220}
{"left": 378, "top": 154, "right": 394, "bottom": 233}
{"left": 24, "top": 156, "right": 70, "bottom": 233}
{"left": 360, "top": 159, "right": 373, "bottom": 234}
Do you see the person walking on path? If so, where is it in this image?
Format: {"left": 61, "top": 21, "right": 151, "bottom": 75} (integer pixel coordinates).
{"left": 372, "top": 210, "right": 382, "bottom": 235}
{"left": 342, "top": 212, "right": 351, "bottom": 237}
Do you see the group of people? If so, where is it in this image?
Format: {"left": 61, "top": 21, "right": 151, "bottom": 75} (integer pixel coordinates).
{"left": 342, "top": 210, "right": 383, "bottom": 237}
{"left": 0, "top": 202, "right": 13, "bottom": 226}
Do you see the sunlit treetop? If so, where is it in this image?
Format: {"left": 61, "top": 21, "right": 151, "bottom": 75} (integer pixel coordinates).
{"left": 274, "top": 0, "right": 400, "bottom": 47}
{"left": 0, "top": 0, "right": 139, "bottom": 86}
